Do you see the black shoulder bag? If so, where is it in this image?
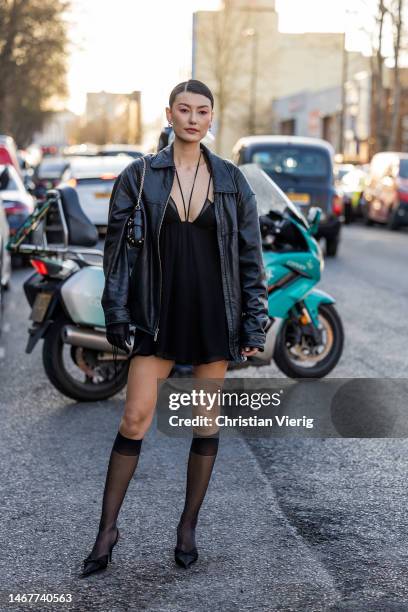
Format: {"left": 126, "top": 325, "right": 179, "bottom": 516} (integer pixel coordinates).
{"left": 126, "top": 155, "right": 146, "bottom": 248}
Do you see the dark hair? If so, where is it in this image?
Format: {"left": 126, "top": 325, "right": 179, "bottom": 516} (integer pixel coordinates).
{"left": 169, "top": 80, "right": 214, "bottom": 109}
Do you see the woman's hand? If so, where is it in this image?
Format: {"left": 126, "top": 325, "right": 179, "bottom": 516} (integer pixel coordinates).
{"left": 106, "top": 323, "right": 132, "bottom": 354}
{"left": 241, "top": 346, "right": 260, "bottom": 358}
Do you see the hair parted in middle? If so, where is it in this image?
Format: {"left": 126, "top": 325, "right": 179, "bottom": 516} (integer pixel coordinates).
{"left": 169, "top": 79, "right": 214, "bottom": 109}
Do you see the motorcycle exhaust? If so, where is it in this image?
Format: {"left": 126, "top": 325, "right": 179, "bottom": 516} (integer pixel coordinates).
{"left": 228, "top": 317, "right": 283, "bottom": 370}
{"left": 62, "top": 325, "right": 130, "bottom": 357}
{"left": 246, "top": 317, "right": 282, "bottom": 366}
{"left": 62, "top": 320, "right": 282, "bottom": 365}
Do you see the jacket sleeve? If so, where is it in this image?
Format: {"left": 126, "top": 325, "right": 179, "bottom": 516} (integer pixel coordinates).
{"left": 101, "top": 165, "right": 137, "bottom": 326}
{"left": 235, "top": 168, "right": 269, "bottom": 350}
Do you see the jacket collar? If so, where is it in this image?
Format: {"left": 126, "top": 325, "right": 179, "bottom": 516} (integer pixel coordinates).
{"left": 150, "top": 141, "right": 237, "bottom": 193}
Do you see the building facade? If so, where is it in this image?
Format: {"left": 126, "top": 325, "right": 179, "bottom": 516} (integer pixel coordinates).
{"left": 83, "top": 90, "right": 142, "bottom": 144}
{"left": 192, "top": 0, "right": 347, "bottom": 157}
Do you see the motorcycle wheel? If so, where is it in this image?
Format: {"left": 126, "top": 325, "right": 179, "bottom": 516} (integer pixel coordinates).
{"left": 343, "top": 201, "right": 353, "bottom": 224}
{"left": 387, "top": 205, "right": 401, "bottom": 231}
{"left": 325, "top": 235, "right": 340, "bottom": 257}
{"left": 274, "top": 304, "right": 344, "bottom": 379}
{"left": 43, "top": 316, "right": 129, "bottom": 401}
{"left": 363, "top": 205, "right": 374, "bottom": 226}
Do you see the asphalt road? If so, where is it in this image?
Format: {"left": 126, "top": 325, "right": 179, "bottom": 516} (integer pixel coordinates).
{"left": 1, "top": 222, "right": 408, "bottom": 611}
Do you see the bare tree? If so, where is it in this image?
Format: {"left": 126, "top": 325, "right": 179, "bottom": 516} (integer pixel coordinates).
{"left": 370, "top": 0, "right": 388, "bottom": 150}
{"left": 388, "top": 0, "right": 404, "bottom": 149}
{"left": 196, "top": 3, "right": 252, "bottom": 153}
{"left": 0, "top": 0, "right": 70, "bottom": 145}
{"left": 364, "top": 0, "right": 408, "bottom": 151}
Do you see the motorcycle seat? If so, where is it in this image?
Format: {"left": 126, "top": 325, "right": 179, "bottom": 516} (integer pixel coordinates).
{"left": 57, "top": 186, "right": 99, "bottom": 247}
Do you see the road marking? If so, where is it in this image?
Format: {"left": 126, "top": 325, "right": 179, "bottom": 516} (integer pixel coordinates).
{"left": 0, "top": 346, "right": 5, "bottom": 360}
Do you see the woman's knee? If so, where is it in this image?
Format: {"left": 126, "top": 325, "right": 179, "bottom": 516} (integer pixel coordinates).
{"left": 120, "top": 409, "right": 152, "bottom": 438}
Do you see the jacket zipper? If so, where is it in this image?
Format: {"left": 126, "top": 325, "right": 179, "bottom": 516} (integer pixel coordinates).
{"left": 154, "top": 170, "right": 175, "bottom": 342}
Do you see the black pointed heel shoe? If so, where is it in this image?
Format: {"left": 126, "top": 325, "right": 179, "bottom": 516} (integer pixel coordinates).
{"left": 174, "top": 545, "right": 199, "bottom": 568}
{"left": 80, "top": 527, "right": 120, "bottom": 578}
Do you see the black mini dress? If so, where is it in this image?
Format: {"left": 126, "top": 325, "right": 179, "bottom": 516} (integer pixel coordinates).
{"left": 130, "top": 174, "right": 233, "bottom": 365}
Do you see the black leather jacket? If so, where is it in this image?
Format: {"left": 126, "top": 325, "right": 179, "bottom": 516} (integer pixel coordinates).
{"left": 101, "top": 142, "right": 269, "bottom": 363}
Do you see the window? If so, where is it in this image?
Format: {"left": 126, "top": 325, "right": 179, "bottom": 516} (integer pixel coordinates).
{"left": 250, "top": 146, "right": 330, "bottom": 179}
{"left": 280, "top": 119, "right": 296, "bottom": 136}
{"left": 398, "top": 159, "right": 408, "bottom": 179}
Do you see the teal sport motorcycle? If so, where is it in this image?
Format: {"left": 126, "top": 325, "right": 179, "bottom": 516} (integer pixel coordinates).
{"left": 232, "top": 164, "right": 344, "bottom": 378}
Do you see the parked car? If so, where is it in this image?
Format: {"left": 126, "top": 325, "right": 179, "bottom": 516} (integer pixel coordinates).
{"left": 338, "top": 166, "right": 368, "bottom": 224}
{"left": 97, "top": 144, "right": 144, "bottom": 159}
{"left": 33, "top": 157, "right": 70, "bottom": 199}
{"left": 0, "top": 194, "right": 11, "bottom": 325}
{"left": 62, "top": 144, "right": 99, "bottom": 157}
{"left": 232, "top": 136, "right": 342, "bottom": 256}
{"left": 0, "top": 135, "right": 22, "bottom": 177}
{"left": 41, "top": 145, "right": 59, "bottom": 157}
{"left": 0, "top": 164, "right": 35, "bottom": 237}
{"left": 59, "top": 155, "right": 134, "bottom": 230}
{"left": 362, "top": 152, "right": 408, "bottom": 230}
{"left": 24, "top": 144, "right": 43, "bottom": 169}
{"left": 334, "top": 163, "right": 355, "bottom": 184}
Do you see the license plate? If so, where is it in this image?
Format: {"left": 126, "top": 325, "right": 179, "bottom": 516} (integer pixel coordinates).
{"left": 94, "top": 192, "right": 110, "bottom": 199}
{"left": 30, "top": 292, "right": 53, "bottom": 323}
{"left": 287, "top": 193, "right": 310, "bottom": 205}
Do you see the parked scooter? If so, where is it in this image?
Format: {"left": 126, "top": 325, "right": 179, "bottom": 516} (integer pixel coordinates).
{"left": 230, "top": 164, "right": 344, "bottom": 377}
{"left": 7, "top": 188, "right": 129, "bottom": 402}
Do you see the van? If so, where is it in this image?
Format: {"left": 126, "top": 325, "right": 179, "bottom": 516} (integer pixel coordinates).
{"left": 231, "top": 135, "right": 342, "bottom": 256}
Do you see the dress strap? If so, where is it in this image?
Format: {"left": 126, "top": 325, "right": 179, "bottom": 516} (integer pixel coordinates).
{"left": 175, "top": 151, "right": 202, "bottom": 221}
{"left": 205, "top": 172, "right": 212, "bottom": 202}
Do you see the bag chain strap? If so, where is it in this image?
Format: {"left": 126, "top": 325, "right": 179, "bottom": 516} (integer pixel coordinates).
{"left": 126, "top": 156, "right": 146, "bottom": 247}
{"left": 135, "top": 156, "right": 146, "bottom": 209}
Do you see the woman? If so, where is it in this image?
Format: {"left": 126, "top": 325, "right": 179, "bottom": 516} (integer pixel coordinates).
{"left": 80, "top": 79, "right": 269, "bottom": 577}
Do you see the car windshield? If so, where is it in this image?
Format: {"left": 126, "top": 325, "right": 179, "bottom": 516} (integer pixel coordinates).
{"left": 399, "top": 159, "right": 408, "bottom": 178}
{"left": 38, "top": 158, "right": 69, "bottom": 179}
{"left": 68, "top": 155, "right": 133, "bottom": 179}
{"left": 98, "top": 147, "right": 143, "bottom": 159}
{"left": 238, "top": 163, "right": 308, "bottom": 226}
{"left": 249, "top": 145, "right": 330, "bottom": 179}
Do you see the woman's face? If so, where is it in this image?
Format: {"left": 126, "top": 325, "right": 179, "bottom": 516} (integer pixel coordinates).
{"left": 166, "top": 91, "right": 213, "bottom": 143}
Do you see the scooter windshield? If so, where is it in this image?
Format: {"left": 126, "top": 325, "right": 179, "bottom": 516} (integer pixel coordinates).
{"left": 238, "top": 163, "right": 308, "bottom": 228}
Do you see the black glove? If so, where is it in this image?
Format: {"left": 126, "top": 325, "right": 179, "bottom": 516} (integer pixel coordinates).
{"left": 106, "top": 322, "right": 131, "bottom": 354}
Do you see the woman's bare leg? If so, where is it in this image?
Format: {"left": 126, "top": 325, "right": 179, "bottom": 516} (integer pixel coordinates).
{"left": 176, "top": 360, "right": 228, "bottom": 563}
{"left": 120, "top": 355, "right": 176, "bottom": 439}
{"left": 82, "top": 355, "right": 174, "bottom": 573}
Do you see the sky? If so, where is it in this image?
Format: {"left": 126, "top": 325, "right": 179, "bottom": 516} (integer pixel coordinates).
{"left": 66, "top": 0, "right": 375, "bottom": 123}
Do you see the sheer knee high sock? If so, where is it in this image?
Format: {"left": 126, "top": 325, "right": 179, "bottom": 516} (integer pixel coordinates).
{"left": 177, "top": 434, "right": 219, "bottom": 553}
{"left": 87, "top": 431, "right": 143, "bottom": 560}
